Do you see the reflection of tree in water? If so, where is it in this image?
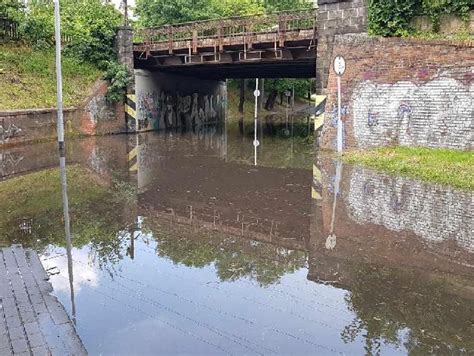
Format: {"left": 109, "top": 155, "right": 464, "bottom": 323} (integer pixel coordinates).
{"left": 342, "top": 264, "right": 474, "bottom": 355}
{"left": 0, "top": 166, "right": 136, "bottom": 273}
{"left": 226, "top": 124, "right": 314, "bottom": 170}
{"left": 146, "top": 220, "right": 306, "bottom": 286}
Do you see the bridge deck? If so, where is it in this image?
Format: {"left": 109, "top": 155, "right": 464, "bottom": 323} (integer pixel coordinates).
{"left": 134, "top": 9, "right": 317, "bottom": 77}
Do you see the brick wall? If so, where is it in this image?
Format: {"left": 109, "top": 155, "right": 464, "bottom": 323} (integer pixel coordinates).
{"left": 320, "top": 34, "right": 474, "bottom": 150}
{"left": 316, "top": 0, "right": 368, "bottom": 93}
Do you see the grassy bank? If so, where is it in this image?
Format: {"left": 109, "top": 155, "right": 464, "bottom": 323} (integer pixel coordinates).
{"left": 0, "top": 44, "right": 101, "bottom": 110}
{"left": 342, "top": 146, "right": 474, "bottom": 190}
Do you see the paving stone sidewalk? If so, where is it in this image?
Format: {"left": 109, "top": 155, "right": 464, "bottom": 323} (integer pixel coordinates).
{"left": 0, "top": 245, "right": 86, "bottom": 355}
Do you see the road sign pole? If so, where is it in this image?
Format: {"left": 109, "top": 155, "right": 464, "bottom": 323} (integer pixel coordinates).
{"left": 333, "top": 55, "right": 346, "bottom": 153}
{"left": 337, "top": 75, "right": 342, "bottom": 153}
{"left": 53, "top": 0, "right": 64, "bottom": 148}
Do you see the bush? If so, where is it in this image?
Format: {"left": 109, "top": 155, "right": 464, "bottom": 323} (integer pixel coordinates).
{"left": 11, "top": 0, "right": 122, "bottom": 66}
{"left": 103, "top": 61, "right": 132, "bottom": 103}
{"left": 368, "top": 0, "right": 473, "bottom": 36}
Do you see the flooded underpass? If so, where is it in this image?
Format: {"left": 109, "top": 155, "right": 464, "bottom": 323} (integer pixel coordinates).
{"left": 0, "top": 116, "right": 473, "bottom": 355}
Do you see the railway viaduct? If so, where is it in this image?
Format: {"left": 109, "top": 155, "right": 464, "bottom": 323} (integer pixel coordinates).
{"left": 116, "top": 0, "right": 368, "bottom": 132}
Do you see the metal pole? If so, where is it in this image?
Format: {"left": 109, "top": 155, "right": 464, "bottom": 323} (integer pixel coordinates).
{"left": 54, "top": 0, "right": 64, "bottom": 148}
{"left": 337, "top": 75, "right": 342, "bottom": 153}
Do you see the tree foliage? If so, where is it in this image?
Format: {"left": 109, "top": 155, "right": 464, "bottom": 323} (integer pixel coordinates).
{"left": 104, "top": 61, "right": 133, "bottom": 103}
{"left": 0, "top": 0, "right": 24, "bottom": 18}
{"left": 135, "top": 0, "right": 312, "bottom": 27}
{"left": 264, "top": 78, "right": 311, "bottom": 98}
{"left": 7, "top": 0, "right": 122, "bottom": 66}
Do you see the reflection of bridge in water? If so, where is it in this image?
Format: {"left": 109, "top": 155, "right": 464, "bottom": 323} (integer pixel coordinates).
{"left": 131, "top": 130, "right": 474, "bottom": 280}
{"left": 1, "top": 129, "right": 474, "bottom": 353}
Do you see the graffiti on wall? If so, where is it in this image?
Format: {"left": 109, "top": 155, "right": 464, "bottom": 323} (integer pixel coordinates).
{"left": 0, "top": 152, "right": 24, "bottom": 177}
{"left": 352, "top": 75, "right": 473, "bottom": 149}
{"left": 135, "top": 90, "right": 225, "bottom": 132}
{"left": 346, "top": 166, "right": 474, "bottom": 253}
{"left": 0, "top": 119, "right": 21, "bottom": 144}
{"left": 82, "top": 95, "right": 116, "bottom": 135}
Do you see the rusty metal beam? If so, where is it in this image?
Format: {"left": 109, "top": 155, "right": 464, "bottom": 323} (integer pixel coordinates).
{"left": 134, "top": 9, "right": 317, "bottom": 58}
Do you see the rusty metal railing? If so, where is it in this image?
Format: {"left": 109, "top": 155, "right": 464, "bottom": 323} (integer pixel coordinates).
{"left": 134, "top": 9, "right": 317, "bottom": 56}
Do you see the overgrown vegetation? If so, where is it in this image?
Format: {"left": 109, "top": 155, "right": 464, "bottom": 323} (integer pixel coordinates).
{"left": 342, "top": 146, "right": 474, "bottom": 190}
{"left": 368, "top": 0, "right": 473, "bottom": 37}
{"left": 1, "top": 0, "right": 129, "bottom": 107}
{"left": 0, "top": 44, "right": 101, "bottom": 109}
{"left": 103, "top": 61, "right": 132, "bottom": 103}
{"left": 4, "top": 0, "right": 122, "bottom": 65}
{"left": 135, "top": 0, "right": 312, "bottom": 27}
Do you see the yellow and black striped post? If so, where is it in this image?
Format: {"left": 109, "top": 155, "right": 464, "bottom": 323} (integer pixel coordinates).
{"left": 128, "top": 143, "right": 138, "bottom": 173}
{"left": 125, "top": 93, "right": 137, "bottom": 133}
{"left": 312, "top": 164, "right": 322, "bottom": 201}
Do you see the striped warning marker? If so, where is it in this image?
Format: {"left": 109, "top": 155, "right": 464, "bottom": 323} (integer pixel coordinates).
{"left": 125, "top": 93, "right": 137, "bottom": 132}
{"left": 313, "top": 95, "right": 326, "bottom": 132}
{"left": 312, "top": 164, "right": 322, "bottom": 200}
{"left": 128, "top": 145, "right": 138, "bottom": 172}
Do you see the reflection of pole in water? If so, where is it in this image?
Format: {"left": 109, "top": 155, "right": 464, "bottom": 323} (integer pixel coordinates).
{"left": 253, "top": 78, "right": 260, "bottom": 166}
{"left": 284, "top": 91, "right": 291, "bottom": 136}
{"left": 127, "top": 225, "right": 135, "bottom": 260}
{"left": 326, "top": 161, "right": 342, "bottom": 250}
{"left": 54, "top": 0, "right": 76, "bottom": 326}
{"left": 59, "top": 154, "right": 76, "bottom": 325}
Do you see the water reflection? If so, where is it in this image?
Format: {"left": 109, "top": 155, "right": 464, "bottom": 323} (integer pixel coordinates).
{"left": 0, "top": 117, "right": 473, "bottom": 354}
{"left": 58, "top": 150, "right": 77, "bottom": 325}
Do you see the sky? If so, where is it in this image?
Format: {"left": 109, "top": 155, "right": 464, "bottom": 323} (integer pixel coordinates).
{"left": 111, "top": 0, "right": 136, "bottom": 10}
{"left": 111, "top": 0, "right": 136, "bottom": 18}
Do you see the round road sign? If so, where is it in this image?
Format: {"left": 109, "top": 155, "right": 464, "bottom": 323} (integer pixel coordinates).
{"left": 253, "top": 139, "right": 260, "bottom": 147}
{"left": 254, "top": 89, "right": 261, "bottom": 97}
{"left": 334, "top": 56, "right": 346, "bottom": 76}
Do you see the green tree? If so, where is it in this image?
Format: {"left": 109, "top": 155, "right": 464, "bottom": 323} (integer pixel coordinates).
{"left": 13, "top": 0, "right": 122, "bottom": 65}
{"left": 135, "top": 0, "right": 265, "bottom": 27}
{"left": 0, "top": 0, "right": 23, "bottom": 18}
{"left": 262, "top": 0, "right": 312, "bottom": 12}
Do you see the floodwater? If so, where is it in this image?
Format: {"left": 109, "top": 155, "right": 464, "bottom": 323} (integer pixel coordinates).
{"left": 0, "top": 117, "right": 473, "bottom": 355}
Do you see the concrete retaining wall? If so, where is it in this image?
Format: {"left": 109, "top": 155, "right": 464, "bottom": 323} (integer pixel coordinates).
{"left": 320, "top": 34, "right": 474, "bottom": 150}
{"left": 411, "top": 11, "right": 474, "bottom": 35}
{"left": 0, "top": 108, "right": 79, "bottom": 147}
{"left": 0, "top": 80, "right": 124, "bottom": 147}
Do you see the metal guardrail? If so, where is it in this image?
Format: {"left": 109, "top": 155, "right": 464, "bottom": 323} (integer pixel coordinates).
{"left": 134, "top": 9, "right": 317, "bottom": 55}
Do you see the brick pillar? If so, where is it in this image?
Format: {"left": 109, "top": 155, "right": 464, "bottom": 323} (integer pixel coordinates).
{"left": 316, "top": 0, "right": 368, "bottom": 94}
{"left": 116, "top": 26, "right": 136, "bottom": 133}
{"left": 116, "top": 26, "right": 134, "bottom": 89}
